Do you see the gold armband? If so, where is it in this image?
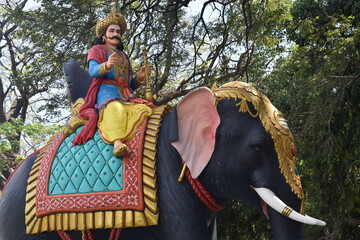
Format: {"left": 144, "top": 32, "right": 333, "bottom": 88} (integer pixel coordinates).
{"left": 136, "top": 76, "right": 144, "bottom": 86}
{"left": 99, "top": 62, "right": 111, "bottom": 75}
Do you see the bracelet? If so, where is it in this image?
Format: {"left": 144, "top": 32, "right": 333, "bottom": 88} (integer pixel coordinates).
{"left": 98, "top": 62, "right": 111, "bottom": 75}
{"left": 137, "top": 77, "right": 144, "bottom": 84}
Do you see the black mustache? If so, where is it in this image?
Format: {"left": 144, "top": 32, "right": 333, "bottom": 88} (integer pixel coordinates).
{"left": 105, "top": 36, "right": 121, "bottom": 41}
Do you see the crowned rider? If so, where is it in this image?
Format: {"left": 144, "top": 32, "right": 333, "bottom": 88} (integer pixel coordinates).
{"left": 72, "top": 1, "right": 154, "bottom": 157}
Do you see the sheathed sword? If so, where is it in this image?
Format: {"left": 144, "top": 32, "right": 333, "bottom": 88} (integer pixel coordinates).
{"left": 142, "top": 48, "right": 153, "bottom": 102}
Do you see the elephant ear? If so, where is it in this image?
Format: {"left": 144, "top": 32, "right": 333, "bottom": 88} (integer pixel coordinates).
{"left": 171, "top": 87, "right": 220, "bottom": 178}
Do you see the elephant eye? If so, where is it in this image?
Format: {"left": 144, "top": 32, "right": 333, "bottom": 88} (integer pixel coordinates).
{"left": 251, "top": 135, "right": 272, "bottom": 152}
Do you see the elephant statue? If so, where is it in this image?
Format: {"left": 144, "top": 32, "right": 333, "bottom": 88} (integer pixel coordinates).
{"left": 0, "top": 79, "right": 325, "bottom": 240}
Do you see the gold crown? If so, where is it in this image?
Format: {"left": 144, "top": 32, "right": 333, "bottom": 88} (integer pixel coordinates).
{"left": 95, "top": 1, "right": 127, "bottom": 37}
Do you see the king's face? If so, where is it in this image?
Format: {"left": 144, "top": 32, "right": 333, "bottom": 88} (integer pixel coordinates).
{"left": 103, "top": 24, "right": 122, "bottom": 47}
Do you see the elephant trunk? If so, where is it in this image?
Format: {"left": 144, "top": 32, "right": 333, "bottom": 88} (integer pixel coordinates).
{"left": 267, "top": 206, "right": 304, "bottom": 240}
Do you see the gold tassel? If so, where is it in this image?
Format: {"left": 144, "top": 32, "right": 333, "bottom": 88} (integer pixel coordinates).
{"left": 236, "top": 99, "right": 259, "bottom": 117}
{"left": 236, "top": 99, "right": 249, "bottom": 113}
{"left": 178, "top": 163, "right": 187, "bottom": 182}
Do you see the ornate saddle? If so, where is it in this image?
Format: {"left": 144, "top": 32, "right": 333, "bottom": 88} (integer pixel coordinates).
{"left": 25, "top": 105, "right": 169, "bottom": 234}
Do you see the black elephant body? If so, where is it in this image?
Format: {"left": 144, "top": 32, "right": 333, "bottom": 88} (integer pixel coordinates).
{"left": 0, "top": 81, "right": 324, "bottom": 240}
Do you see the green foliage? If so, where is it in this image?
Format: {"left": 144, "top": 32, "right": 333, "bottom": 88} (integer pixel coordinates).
{"left": 0, "top": 119, "right": 22, "bottom": 153}
{"left": 263, "top": 1, "right": 360, "bottom": 239}
{"left": 218, "top": 202, "right": 271, "bottom": 240}
{"left": 0, "top": 118, "right": 61, "bottom": 171}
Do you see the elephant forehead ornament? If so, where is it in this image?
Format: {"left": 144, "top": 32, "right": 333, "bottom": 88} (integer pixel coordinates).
{"left": 213, "top": 81, "right": 304, "bottom": 211}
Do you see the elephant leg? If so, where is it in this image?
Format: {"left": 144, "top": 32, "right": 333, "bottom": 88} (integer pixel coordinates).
{"left": 156, "top": 171, "right": 213, "bottom": 240}
{"left": 0, "top": 154, "right": 38, "bottom": 240}
{"left": 119, "top": 226, "right": 160, "bottom": 239}
{"left": 0, "top": 154, "right": 62, "bottom": 240}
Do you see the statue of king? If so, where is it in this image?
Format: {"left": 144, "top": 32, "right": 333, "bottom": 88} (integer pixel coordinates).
{"left": 72, "top": 0, "right": 154, "bottom": 157}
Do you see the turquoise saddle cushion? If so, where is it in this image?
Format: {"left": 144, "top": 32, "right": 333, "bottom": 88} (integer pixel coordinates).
{"left": 48, "top": 127, "right": 123, "bottom": 195}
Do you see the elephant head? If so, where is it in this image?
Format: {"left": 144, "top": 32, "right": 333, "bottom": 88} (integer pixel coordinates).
{"left": 170, "top": 81, "right": 325, "bottom": 239}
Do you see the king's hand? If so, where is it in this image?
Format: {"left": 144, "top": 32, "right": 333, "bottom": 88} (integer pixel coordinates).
{"left": 105, "top": 52, "right": 118, "bottom": 70}
{"left": 137, "top": 65, "right": 152, "bottom": 84}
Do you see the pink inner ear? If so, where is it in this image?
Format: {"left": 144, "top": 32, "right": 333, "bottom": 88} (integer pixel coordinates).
{"left": 171, "top": 88, "right": 220, "bottom": 178}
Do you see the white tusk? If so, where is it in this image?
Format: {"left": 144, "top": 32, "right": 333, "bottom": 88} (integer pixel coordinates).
{"left": 252, "top": 187, "right": 326, "bottom": 226}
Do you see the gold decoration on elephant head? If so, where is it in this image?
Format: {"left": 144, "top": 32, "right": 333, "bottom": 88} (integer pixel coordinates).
{"left": 214, "top": 81, "right": 305, "bottom": 209}
{"left": 96, "top": 0, "right": 127, "bottom": 37}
